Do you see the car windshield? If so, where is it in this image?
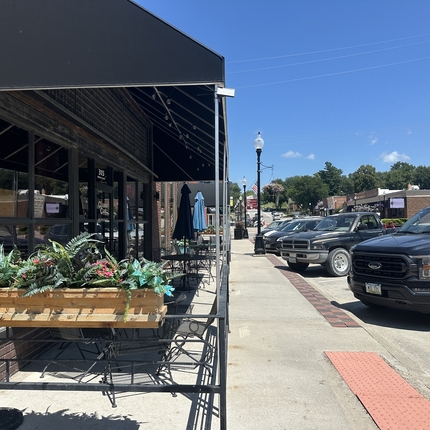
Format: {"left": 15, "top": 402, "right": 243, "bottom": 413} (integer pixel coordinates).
{"left": 398, "top": 207, "right": 430, "bottom": 234}
{"left": 315, "top": 215, "right": 355, "bottom": 231}
{"left": 279, "top": 221, "right": 306, "bottom": 232}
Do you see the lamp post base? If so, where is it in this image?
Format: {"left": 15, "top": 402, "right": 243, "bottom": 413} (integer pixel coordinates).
{"left": 243, "top": 229, "right": 249, "bottom": 239}
{"left": 254, "top": 234, "right": 265, "bottom": 255}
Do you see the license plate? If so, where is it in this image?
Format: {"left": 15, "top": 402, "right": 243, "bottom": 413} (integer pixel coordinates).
{"left": 289, "top": 257, "right": 297, "bottom": 263}
{"left": 365, "top": 282, "right": 382, "bottom": 295}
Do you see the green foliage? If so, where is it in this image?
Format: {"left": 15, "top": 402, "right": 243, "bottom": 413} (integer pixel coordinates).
{"left": 0, "top": 245, "right": 20, "bottom": 287}
{"left": 5, "top": 232, "right": 179, "bottom": 296}
{"left": 317, "top": 162, "right": 344, "bottom": 195}
{"left": 262, "top": 180, "right": 286, "bottom": 208}
{"left": 351, "top": 164, "right": 377, "bottom": 193}
{"left": 235, "top": 221, "right": 245, "bottom": 229}
{"left": 385, "top": 162, "right": 415, "bottom": 189}
{"left": 381, "top": 218, "right": 407, "bottom": 226}
{"left": 413, "top": 165, "right": 430, "bottom": 189}
{"left": 287, "top": 175, "right": 329, "bottom": 209}
{"left": 229, "top": 182, "right": 241, "bottom": 201}
{"left": 13, "top": 233, "right": 103, "bottom": 295}
{"left": 2, "top": 233, "right": 182, "bottom": 322}
{"left": 235, "top": 159, "right": 427, "bottom": 210}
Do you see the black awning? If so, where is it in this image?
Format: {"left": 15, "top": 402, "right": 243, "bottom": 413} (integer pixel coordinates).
{"left": 0, "top": 0, "right": 227, "bottom": 182}
{"left": 0, "top": 0, "right": 224, "bottom": 90}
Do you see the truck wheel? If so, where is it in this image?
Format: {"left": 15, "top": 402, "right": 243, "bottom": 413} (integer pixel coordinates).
{"left": 325, "top": 248, "right": 351, "bottom": 277}
{"left": 287, "top": 261, "right": 309, "bottom": 272}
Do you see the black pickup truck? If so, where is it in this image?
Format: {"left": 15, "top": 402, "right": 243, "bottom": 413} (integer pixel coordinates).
{"left": 280, "top": 212, "right": 385, "bottom": 276}
{"left": 348, "top": 206, "right": 430, "bottom": 313}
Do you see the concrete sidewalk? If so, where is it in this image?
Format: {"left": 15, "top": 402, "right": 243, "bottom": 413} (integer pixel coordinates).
{"left": 0, "top": 230, "right": 386, "bottom": 429}
{"left": 226, "top": 231, "right": 382, "bottom": 429}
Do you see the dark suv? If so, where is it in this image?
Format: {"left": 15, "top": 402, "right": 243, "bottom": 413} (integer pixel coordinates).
{"left": 348, "top": 206, "right": 430, "bottom": 313}
{"left": 280, "top": 212, "right": 385, "bottom": 276}
{"left": 263, "top": 217, "right": 322, "bottom": 255}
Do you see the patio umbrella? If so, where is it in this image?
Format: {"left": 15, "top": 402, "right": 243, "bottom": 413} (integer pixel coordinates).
{"left": 193, "top": 191, "right": 207, "bottom": 233}
{"left": 172, "top": 184, "right": 194, "bottom": 251}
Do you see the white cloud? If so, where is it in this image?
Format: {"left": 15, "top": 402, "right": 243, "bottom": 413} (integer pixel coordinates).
{"left": 282, "top": 150, "right": 302, "bottom": 158}
{"left": 307, "top": 153, "right": 315, "bottom": 160}
{"left": 368, "top": 132, "right": 378, "bottom": 145}
{"left": 380, "top": 151, "right": 411, "bottom": 163}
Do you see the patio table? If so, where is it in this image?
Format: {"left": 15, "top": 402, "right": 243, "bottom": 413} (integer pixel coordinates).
{"left": 161, "top": 254, "right": 209, "bottom": 290}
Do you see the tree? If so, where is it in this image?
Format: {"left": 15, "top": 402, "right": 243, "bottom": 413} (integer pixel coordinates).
{"left": 375, "top": 171, "right": 388, "bottom": 188}
{"left": 413, "top": 165, "right": 430, "bottom": 190}
{"left": 287, "top": 175, "right": 329, "bottom": 209}
{"left": 351, "top": 165, "right": 377, "bottom": 193}
{"left": 229, "top": 182, "right": 241, "bottom": 202}
{"left": 339, "top": 175, "right": 354, "bottom": 195}
{"left": 317, "top": 162, "right": 343, "bottom": 195}
{"left": 385, "top": 162, "right": 416, "bottom": 190}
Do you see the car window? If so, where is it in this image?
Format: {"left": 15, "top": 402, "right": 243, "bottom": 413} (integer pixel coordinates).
{"left": 306, "top": 220, "right": 320, "bottom": 230}
{"left": 359, "top": 215, "right": 378, "bottom": 229}
{"left": 316, "top": 215, "right": 355, "bottom": 231}
{"left": 280, "top": 221, "right": 303, "bottom": 232}
{"left": 399, "top": 207, "right": 430, "bottom": 233}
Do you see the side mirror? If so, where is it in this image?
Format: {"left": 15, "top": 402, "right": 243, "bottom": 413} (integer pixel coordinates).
{"left": 357, "top": 223, "right": 368, "bottom": 230}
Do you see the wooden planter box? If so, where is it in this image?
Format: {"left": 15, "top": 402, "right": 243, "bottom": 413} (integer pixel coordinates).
{"left": 0, "top": 288, "right": 166, "bottom": 328}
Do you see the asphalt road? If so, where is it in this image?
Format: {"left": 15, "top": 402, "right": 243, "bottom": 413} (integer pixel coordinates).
{"left": 272, "top": 257, "right": 430, "bottom": 401}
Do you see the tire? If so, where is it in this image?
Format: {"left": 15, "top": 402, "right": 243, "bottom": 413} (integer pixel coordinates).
{"left": 325, "top": 248, "right": 351, "bottom": 277}
{"left": 287, "top": 261, "right": 309, "bottom": 272}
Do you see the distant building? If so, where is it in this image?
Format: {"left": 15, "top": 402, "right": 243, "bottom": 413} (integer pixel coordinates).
{"left": 347, "top": 185, "right": 430, "bottom": 218}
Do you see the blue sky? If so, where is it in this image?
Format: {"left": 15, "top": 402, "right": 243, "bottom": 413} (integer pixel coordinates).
{"left": 138, "top": 1, "right": 430, "bottom": 190}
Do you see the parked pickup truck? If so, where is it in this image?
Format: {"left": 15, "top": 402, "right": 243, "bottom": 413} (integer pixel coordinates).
{"left": 280, "top": 212, "right": 385, "bottom": 276}
{"left": 348, "top": 206, "right": 430, "bottom": 313}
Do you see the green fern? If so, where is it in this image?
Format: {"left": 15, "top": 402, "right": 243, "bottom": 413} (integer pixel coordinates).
{"left": 0, "top": 244, "right": 20, "bottom": 286}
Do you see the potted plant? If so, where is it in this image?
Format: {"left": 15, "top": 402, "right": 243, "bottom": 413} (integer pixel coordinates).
{"left": 234, "top": 221, "right": 245, "bottom": 240}
{"left": 0, "top": 233, "right": 182, "bottom": 328}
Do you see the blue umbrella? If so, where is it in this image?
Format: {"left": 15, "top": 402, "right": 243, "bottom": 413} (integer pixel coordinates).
{"left": 172, "top": 184, "right": 194, "bottom": 247}
{"left": 193, "top": 191, "right": 207, "bottom": 233}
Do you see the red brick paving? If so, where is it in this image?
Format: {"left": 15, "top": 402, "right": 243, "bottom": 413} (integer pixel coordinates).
{"left": 265, "top": 254, "right": 360, "bottom": 327}
{"left": 326, "top": 351, "right": 430, "bottom": 430}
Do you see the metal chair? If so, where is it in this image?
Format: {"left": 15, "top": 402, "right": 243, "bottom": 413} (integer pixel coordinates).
{"left": 40, "top": 327, "right": 116, "bottom": 380}
{"left": 158, "top": 298, "right": 217, "bottom": 378}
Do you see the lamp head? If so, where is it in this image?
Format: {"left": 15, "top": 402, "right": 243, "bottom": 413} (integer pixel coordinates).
{"left": 242, "top": 176, "right": 247, "bottom": 187}
{"left": 254, "top": 132, "right": 264, "bottom": 151}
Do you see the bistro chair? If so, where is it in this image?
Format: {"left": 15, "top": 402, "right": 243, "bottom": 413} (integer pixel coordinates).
{"left": 40, "top": 327, "right": 116, "bottom": 380}
{"left": 157, "top": 298, "right": 217, "bottom": 379}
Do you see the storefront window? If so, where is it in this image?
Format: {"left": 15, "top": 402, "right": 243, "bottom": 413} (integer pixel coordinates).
{"left": 34, "top": 138, "right": 68, "bottom": 219}
{"left": 0, "top": 225, "right": 30, "bottom": 255}
{"left": 0, "top": 169, "right": 29, "bottom": 217}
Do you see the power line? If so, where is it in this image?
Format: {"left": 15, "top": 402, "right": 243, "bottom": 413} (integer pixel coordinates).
{"left": 236, "top": 56, "right": 430, "bottom": 89}
{"left": 227, "top": 33, "right": 430, "bottom": 64}
{"left": 229, "top": 40, "right": 430, "bottom": 75}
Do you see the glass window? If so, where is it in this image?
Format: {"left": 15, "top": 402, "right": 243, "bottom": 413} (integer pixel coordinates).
{"left": 0, "top": 225, "right": 29, "bottom": 256}
{"left": 0, "top": 121, "right": 29, "bottom": 218}
{"left": 0, "top": 169, "right": 29, "bottom": 217}
{"left": 34, "top": 138, "right": 69, "bottom": 219}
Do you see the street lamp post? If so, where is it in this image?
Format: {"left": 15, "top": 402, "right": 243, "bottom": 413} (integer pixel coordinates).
{"left": 383, "top": 191, "right": 386, "bottom": 218}
{"left": 254, "top": 132, "right": 265, "bottom": 254}
{"left": 242, "top": 176, "right": 248, "bottom": 238}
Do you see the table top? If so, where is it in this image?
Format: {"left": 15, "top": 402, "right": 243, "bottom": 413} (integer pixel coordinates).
{"left": 162, "top": 253, "right": 208, "bottom": 261}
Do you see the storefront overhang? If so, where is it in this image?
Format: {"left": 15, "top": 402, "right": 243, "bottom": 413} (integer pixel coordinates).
{"left": 0, "top": 0, "right": 227, "bottom": 182}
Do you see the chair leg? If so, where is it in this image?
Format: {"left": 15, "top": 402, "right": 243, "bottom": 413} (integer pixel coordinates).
{"left": 40, "top": 340, "right": 93, "bottom": 378}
